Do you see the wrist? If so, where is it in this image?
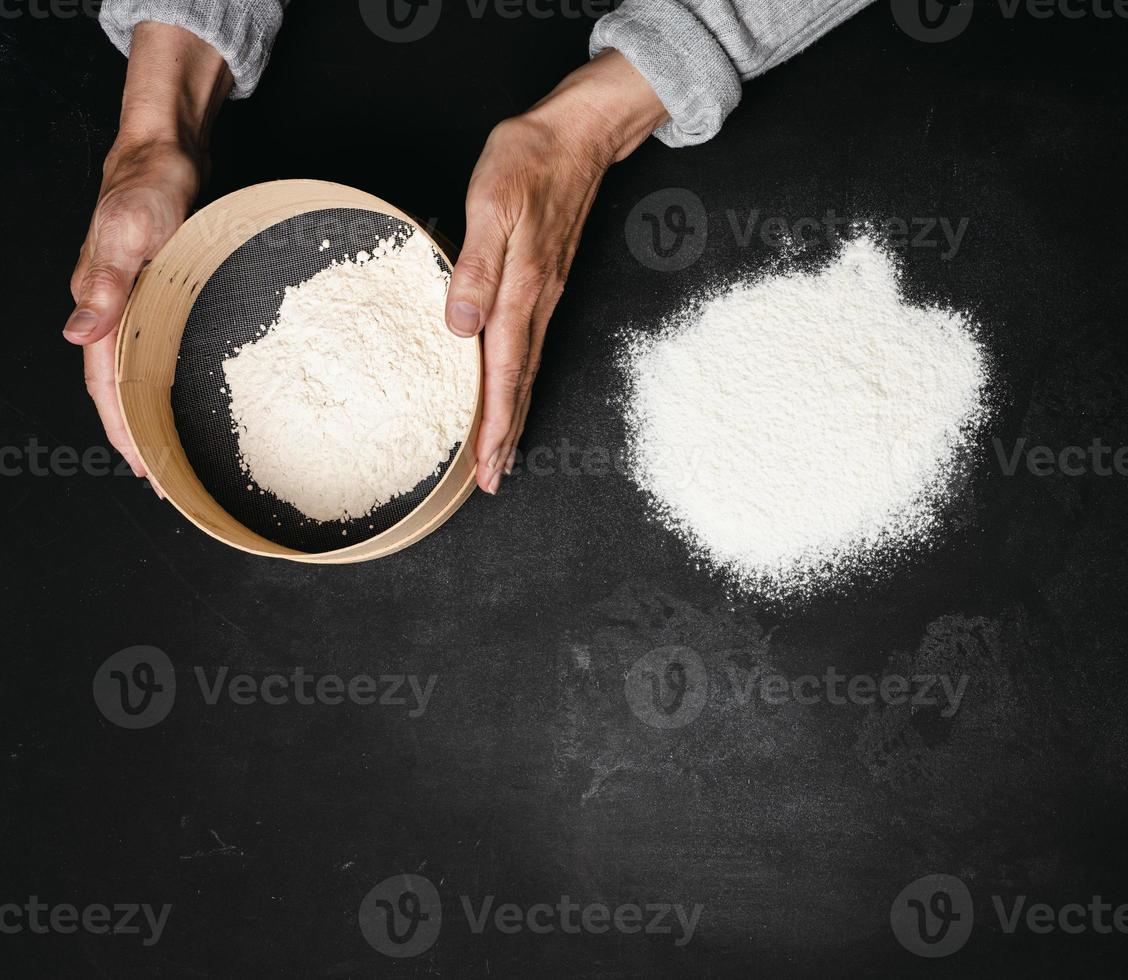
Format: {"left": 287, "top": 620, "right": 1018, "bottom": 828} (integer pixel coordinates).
{"left": 117, "top": 22, "right": 232, "bottom": 153}
{"left": 531, "top": 49, "right": 668, "bottom": 166}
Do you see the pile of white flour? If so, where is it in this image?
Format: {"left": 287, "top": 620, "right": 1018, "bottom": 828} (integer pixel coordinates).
{"left": 624, "top": 236, "right": 988, "bottom": 596}
{"left": 223, "top": 231, "right": 477, "bottom": 522}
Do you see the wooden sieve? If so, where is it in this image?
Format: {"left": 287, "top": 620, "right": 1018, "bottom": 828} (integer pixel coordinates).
{"left": 116, "top": 179, "right": 483, "bottom": 563}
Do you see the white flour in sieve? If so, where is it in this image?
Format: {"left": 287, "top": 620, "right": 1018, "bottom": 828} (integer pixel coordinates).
{"left": 222, "top": 230, "right": 477, "bottom": 523}
{"left": 624, "top": 236, "right": 989, "bottom": 596}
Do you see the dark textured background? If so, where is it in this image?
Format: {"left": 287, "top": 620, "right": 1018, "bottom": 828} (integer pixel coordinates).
{"left": 3, "top": 1, "right": 1128, "bottom": 976}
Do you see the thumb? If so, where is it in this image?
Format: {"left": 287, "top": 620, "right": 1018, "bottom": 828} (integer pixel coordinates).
{"left": 445, "top": 192, "right": 509, "bottom": 338}
{"left": 64, "top": 206, "right": 151, "bottom": 346}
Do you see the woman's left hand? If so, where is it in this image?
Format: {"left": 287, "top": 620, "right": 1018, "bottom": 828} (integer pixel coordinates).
{"left": 445, "top": 49, "right": 667, "bottom": 494}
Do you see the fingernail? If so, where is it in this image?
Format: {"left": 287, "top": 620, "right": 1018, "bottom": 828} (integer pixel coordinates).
{"left": 504, "top": 449, "right": 516, "bottom": 475}
{"left": 487, "top": 471, "right": 501, "bottom": 495}
{"left": 63, "top": 309, "right": 98, "bottom": 338}
{"left": 487, "top": 448, "right": 501, "bottom": 472}
{"left": 448, "top": 301, "right": 480, "bottom": 337}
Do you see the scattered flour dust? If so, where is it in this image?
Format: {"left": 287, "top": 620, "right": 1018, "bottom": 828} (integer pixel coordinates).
{"left": 223, "top": 230, "right": 477, "bottom": 522}
{"left": 624, "top": 236, "right": 990, "bottom": 598}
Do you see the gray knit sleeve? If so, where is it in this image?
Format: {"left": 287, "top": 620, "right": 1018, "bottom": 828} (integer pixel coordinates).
{"left": 99, "top": 0, "right": 288, "bottom": 99}
{"left": 590, "top": 0, "right": 875, "bottom": 147}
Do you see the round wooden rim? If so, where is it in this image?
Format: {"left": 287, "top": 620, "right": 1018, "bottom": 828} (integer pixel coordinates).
{"left": 116, "top": 179, "right": 482, "bottom": 564}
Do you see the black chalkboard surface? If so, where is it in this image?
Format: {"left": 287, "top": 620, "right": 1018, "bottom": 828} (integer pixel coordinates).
{"left": 3, "top": 2, "right": 1127, "bottom": 977}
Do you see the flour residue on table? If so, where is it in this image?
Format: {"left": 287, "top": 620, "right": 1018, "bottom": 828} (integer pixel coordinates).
{"left": 623, "top": 235, "right": 991, "bottom": 597}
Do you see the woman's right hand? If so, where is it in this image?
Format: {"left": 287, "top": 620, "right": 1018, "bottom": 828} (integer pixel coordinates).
{"left": 63, "top": 22, "right": 231, "bottom": 479}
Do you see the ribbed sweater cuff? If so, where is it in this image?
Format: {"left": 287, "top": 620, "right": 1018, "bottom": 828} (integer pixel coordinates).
{"left": 589, "top": 0, "right": 743, "bottom": 148}
{"left": 99, "top": 0, "right": 284, "bottom": 99}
